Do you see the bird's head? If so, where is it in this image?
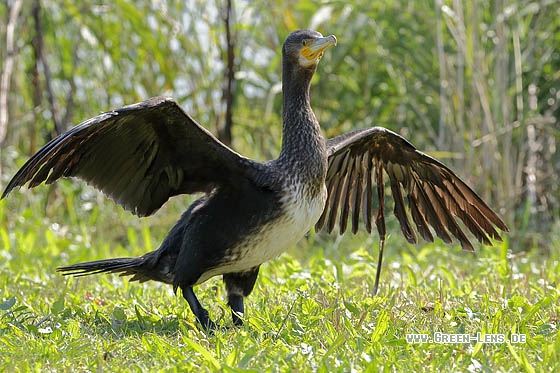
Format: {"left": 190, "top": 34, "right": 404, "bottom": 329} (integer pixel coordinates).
{"left": 282, "top": 30, "right": 337, "bottom": 70}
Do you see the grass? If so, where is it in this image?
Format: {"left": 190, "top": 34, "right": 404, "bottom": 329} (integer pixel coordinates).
{"left": 0, "top": 188, "right": 559, "bottom": 372}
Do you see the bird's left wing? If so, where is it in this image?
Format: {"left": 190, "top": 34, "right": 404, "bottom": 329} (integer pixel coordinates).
{"left": 316, "top": 127, "right": 509, "bottom": 250}
{"left": 2, "top": 97, "right": 253, "bottom": 216}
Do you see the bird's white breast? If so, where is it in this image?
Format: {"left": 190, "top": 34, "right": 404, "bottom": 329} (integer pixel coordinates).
{"left": 197, "top": 182, "right": 327, "bottom": 283}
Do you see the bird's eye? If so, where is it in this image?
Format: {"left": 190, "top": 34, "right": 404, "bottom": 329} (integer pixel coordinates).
{"left": 302, "top": 40, "right": 307, "bottom": 46}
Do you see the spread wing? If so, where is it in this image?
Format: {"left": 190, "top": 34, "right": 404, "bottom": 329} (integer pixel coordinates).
{"left": 2, "top": 97, "right": 252, "bottom": 216}
{"left": 316, "top": 127, "right": 509, "bottom": 250}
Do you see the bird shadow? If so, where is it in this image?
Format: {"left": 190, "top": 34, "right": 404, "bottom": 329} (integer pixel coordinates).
{"left": 107, "top": 314, "right": 185, "bottom": 337}
{"left": 102, "top": 307, "right": 241, "bottom": 338}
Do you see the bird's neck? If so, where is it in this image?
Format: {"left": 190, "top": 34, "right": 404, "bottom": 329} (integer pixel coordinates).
{"left": 278, "top": 66, "right": 327, "bottom": 187}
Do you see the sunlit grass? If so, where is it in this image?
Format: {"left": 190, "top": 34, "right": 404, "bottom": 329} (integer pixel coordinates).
{"left": 1, "top": 191, "right": 559, "bottom": 371}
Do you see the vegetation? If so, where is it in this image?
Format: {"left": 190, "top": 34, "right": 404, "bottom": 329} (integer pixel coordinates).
{"left": 1, "top": 0, "right": 559, "bottom": 371}
{"left": 1, "top": 197, "right": 559, "bottom": 371}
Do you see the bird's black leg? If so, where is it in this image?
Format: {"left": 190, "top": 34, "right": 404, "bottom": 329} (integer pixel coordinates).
{"left": 228, "top": 294, "right": 245, "bottom": 326}
{"left": 223, "top": 266, "right": 260, "bottom": 326}
{"left": 182, "top": 286, "right": 216, "bottom": 330}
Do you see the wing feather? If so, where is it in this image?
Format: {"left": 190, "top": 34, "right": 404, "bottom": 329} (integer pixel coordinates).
{"left": 326, "top": 151, "right": 351, "bottom": 233}
{"left": 362, "top": 151, "right": 373, "bottom": 233}
{"left": 407, "top": 187, "right": 434, "bottom": 242}
{"left": 350, "top": 155, "right": 364, "bottom": 234}
{"left": 374, "top": 162, "right": 386, "bottom": 239}
{"left": 338, "top": 152, "right": 356, "bottom": 234}
{"left": 386, "top": 162, "right": 416, "bottom": 243}
{"left": 2, "top": 97, "right": 252, "bottom": 216}
{"left": 318, "top": 127, "right": 508, "bottom": 249}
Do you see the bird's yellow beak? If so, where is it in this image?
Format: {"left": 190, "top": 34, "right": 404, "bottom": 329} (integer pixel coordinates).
{"left": 299, "top": 35, "right": 337, "bottom": 66}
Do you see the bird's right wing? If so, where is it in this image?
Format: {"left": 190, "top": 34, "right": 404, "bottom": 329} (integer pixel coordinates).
{"left": 2, "top": 97, "right": 254, "bottom": 216}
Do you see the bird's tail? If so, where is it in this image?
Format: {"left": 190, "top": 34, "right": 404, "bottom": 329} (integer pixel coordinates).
{"left": 57, "top": 257, "right": 151, "bottom": 283}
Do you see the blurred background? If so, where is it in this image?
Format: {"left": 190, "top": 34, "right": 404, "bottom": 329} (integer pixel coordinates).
{"left": 1, "top": 0, "right": 558, "bottom": 256}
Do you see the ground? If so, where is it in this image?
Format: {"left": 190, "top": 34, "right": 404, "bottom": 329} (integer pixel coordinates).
{"left": 0, "top": 196, "right": 558, "bottom": 371}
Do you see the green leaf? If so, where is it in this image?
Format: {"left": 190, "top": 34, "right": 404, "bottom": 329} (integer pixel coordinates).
{"left": 371, "top": 309, "right": 390, "bottom": 343}
{"left": 51, "top": 299, "right": 65, "bottom": 314}
{"left": 183, "top": 337, "right": 221, "bottom": 370}
{"left": 0, "top": 297, "right": 16, "bottom": 310}
{"left": 112, "top": 307, "right": 127, "bottom": 322}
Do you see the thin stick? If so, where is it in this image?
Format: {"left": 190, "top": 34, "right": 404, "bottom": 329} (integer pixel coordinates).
{"left": 0, "top": 0, "right": 24, "bottom": 144}
{"left": 373, "top": 238, "right": 385, "bottom": 296}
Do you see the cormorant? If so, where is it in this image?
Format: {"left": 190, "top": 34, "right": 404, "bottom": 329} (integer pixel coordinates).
{"left": 2, "top": 30, "right": 508, "bottom": 329}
